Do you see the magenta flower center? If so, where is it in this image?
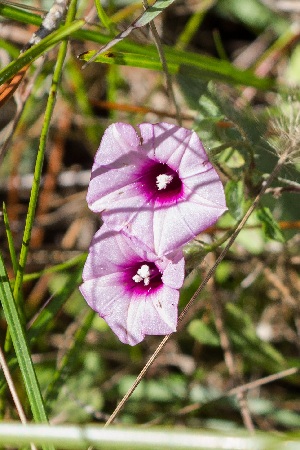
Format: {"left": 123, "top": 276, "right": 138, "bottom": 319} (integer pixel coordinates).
{"left": 141, "top": 162, "right": 183, "bottom": 203}
{"left": 127, "top": 261, "right": 162, "bottom": 294}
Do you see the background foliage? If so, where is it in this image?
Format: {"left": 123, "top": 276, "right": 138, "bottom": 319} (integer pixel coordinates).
{"left": 0, "top": 0, "right": 300, "bottom": 448}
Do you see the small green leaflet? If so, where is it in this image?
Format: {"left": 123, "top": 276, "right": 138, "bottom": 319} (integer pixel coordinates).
{"left": 225, "top": 180, "right": 244, "bottom": 221}
{"left": 257, "top": 206, "right": 285, "bottom": 242}
{"left": 83, "top": 0, "right": 176, "bottom": 66}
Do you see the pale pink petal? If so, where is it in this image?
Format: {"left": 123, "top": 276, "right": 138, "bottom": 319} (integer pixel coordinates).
{"left": 161, "top": 256, "right": 185, "bottom": 289}
{"left": 182, "top": 168, "right": 227, "bottom": 208}
{"left": 151, "top": 191, "right": 226, "bottom": 256}
{"left": 125, "top": 286, "right": 179, "bottom": 343}
{"left": 94, "top": 122, "right": 140, "bottom": 165}
{"left": 79, "top": 276, "right": 137, "bottom": 345}
{"left": 80, "top": 280, "right": 178, "bottom": 346}
{"left": 152, "top": 204, "right": 195, "bottom": 256}
{"left": 142, "top": 286, "right": 179, "bottom": 335}
{"left": 175, "top": 131, "right": 213, "bottom": 179}
{"left": 122, "top": 207, "right": 155, "bottom": 256}
{"left": 82, "top": 226, "right": 136, "bottom": 280}
{"left": 122, "top": 294, "right": 149, "bottom": 345}
{"left": 87, "top": 122, "right": 227, "bottom": 256}
{"left": 87, "top": 123, "right": 148, "bottom": 213}
{"left": 139, "top": 122, "right": 192, "bottom": 169}
{"left": 100, "top": 185, "right": 152, "bottom": 233}
{"left": 80, "top": 274, "right": 125, "bottom": 313}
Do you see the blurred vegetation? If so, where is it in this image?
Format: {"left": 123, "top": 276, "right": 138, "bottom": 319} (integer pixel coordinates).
{"left": 0, "top": 0, "right": 300, "bottom": 448}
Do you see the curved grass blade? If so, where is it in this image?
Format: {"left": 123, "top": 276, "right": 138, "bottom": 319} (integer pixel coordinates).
{"left": 0, "top": 254, "right": 54, "bottom": 450}
{"left": 0, "top": 19, "right": 85, "bottom": 85}
{"left": 10, "top": 0, "right": 80, "bottom": 331}
{"left": 45, "top": 309, "right": 95, "bottom": 408}
{"left": 80, "top": 49, "right": 274, "bottom": 89}
{"left": 80, "top": 50, "right": 178, "bottom": 72}
{"left": 2, "top": 203, "right": 18, "bottom": 275}
{"left": 0, "top": 265, "right": 84, "bottom": 394}
{"left": 0, "top": 2, "right": 42, "bottom": 26}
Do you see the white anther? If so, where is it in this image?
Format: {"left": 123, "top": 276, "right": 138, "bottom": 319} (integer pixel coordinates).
{"left": 156, "top": 174, "right": 173, "bottom": 190}
{"left": 132, "top": 264, "right": 151, "bottom": 286}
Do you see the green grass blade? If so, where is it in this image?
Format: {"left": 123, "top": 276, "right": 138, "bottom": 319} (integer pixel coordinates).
{"left": 27, "top": 266, "right": 84, "bottom": 345}
{"left": 0, "top": 38, "right": 19, "bottom": 58}
{"left": 0, "top": 3, "right": 42, "bottom": 26}
{"left": 80, "top": 50, "right": 178, "bottom": 72}
{"left": 0, "top": 255, "right": 53, "bottom": 450}
{"left": 0, "top": 266, "right": 84, "bottom": 393}
{"left": 79, "top": 49, "right": 274, "bottom": 89}
{"left": 45, "top": 309, "right": 95, "bottom": 407}
{"left": 1, "top": 3, "right": 274, "bottom": 89}
{"left": 0, "top": 19, "right": 84, "bottom": 85}
{"left": 11, "top": 7, "right": 80, "bottom": 317}
{"left": 22, "top": 254, "right": 86, "bottom": 283}
{"left": 81, "top": 0, "right": 176, "bottom": 65}
{"left": 175, "top": 8, "right": 206, "bottom": 51}
{"left": 94, "top": 0, "right": 114, "bottom": 30}
{"left": 2, "top": 203, "right": 18, "bottom": 275}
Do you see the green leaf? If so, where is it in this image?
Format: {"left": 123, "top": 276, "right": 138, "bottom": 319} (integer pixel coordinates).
{"left": 226, "top": 303, "right": 285, "bottom": 372}
{"left": 257, "top": 206, "right": 285, "bottom": 242}
{"left": 176, "top": 75, "right": 208, "bottom": 110}
{"left": 216, "top": 0, "right": 288, "bottom": 34}
{"left": 0, "top": 254, "right": 53, "bottom": 450}
{"left": 225, "top": 180, "right": 244, "bottom": 220}
{"left": 135, "top": 0, "right": 176, "bottom": 27}
{"left": 27, "top": 267, "right": 84, "bottom": 344}
{"left": 188, "top": 320, "right": 220, "bottom": 346}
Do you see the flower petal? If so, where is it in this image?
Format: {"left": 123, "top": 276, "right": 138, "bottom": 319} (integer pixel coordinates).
{"left": 86, "top": 121, "right": 227, "bottom": 257}
{"left": 139, "top": 122, "right": 192, "bottom": 169}
{"left": 100, "top": 184, "right": 151, "bottom": 233}
{"left": 80, "top": 279, "right": 178, "bottom": 345}
{"left": 87, "top": 123, "right": 148, "bottom": 213}
{"left": 182, "top": 167, "right": 227, "bottom": 208}
{"left": 161, "top": 256, "right": 185, "bottom": 289}
{"left": 79, "top": 276, "right": 138, "bottom": 345}
{"left": 142, "top": 286, "right": 179, "bottom": 335}
{"left": 94, "top": 122, "right": 141, "bottom": 165}
{"left": 82, "top": 226, "right": 134, "bottom": 280}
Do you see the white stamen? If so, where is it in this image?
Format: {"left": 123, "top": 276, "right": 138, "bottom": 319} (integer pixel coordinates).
{"left": 132, "top": 274, "right": 143, "bottom": 283}
{"left": 156, "top": 173, "right": 173, "bottom": 190}
{"left": 132, "top": 264, "right": 151, "bottom": 286}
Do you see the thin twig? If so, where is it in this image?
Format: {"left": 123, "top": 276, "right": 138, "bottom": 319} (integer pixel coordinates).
{"left": 23, "top": 0, "right": 70, "bottom": 51}
{"left": 0, "top": 346, "right": 38, "bottom": 450}
{"left": 207, "top": 255, "right": 255, "bottom": 433}
{"left": 177, "top": 367, "right": 299, "bottom": 416}
{"left": 228, "top": 367, "right": 299, "bottom": 396}
{"left": 142, "top": 0, "right": 182, "bottom": 126}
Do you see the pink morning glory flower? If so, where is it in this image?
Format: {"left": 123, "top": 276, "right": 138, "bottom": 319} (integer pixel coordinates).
{"left": 87, "top": 122, "right": 227, "bottom": 256}
{"left": 79, "top": 224, "right": 185, "bottom": 346}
